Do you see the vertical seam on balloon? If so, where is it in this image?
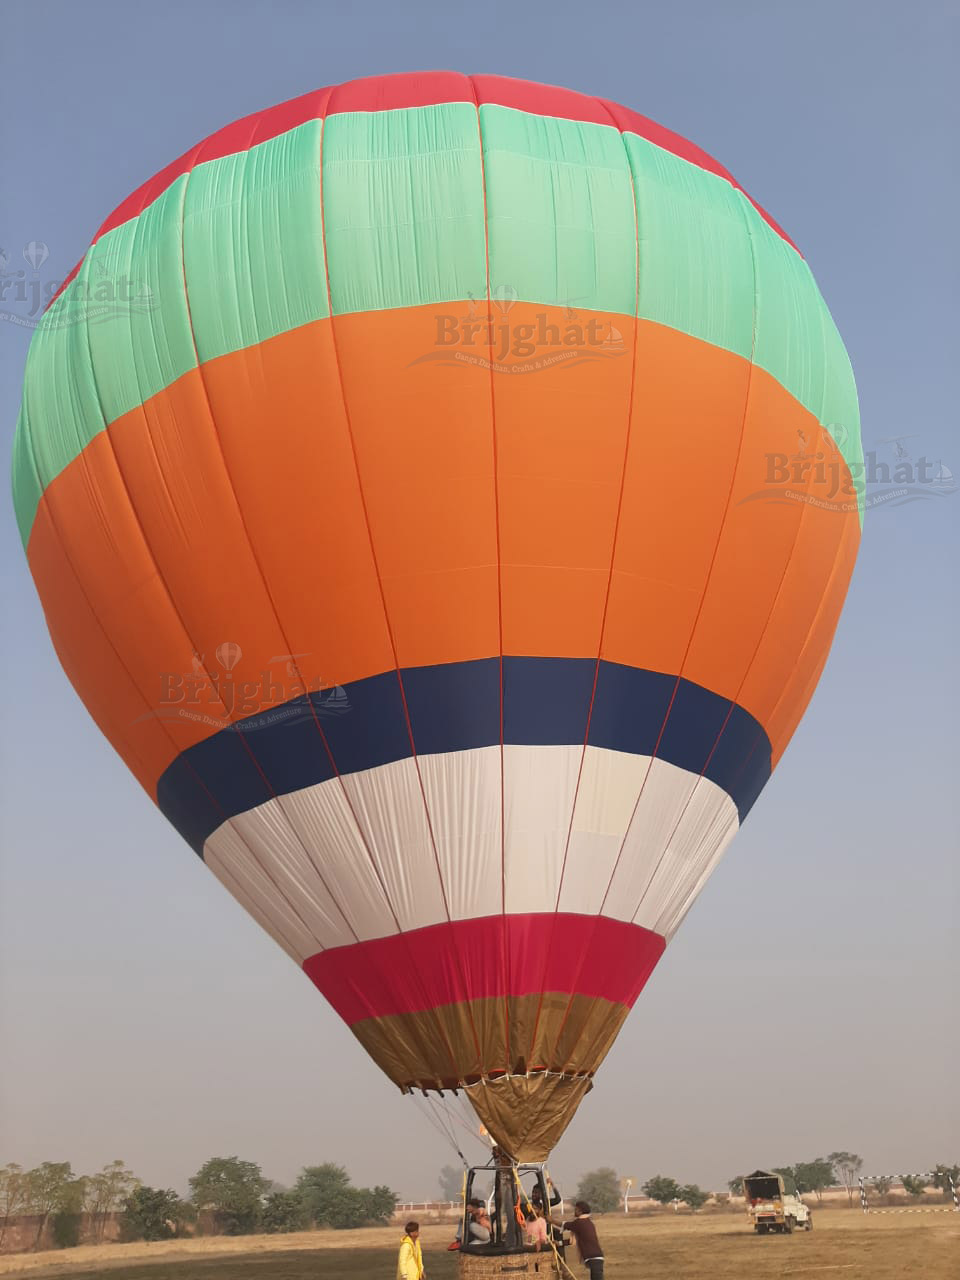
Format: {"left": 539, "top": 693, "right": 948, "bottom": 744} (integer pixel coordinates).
{"left": 24, "top": 481, "right": 204, "bottom": 820}
{"left": 655, "top": 549, "right": 859, "bottom": 935}
{"left": 31, "top": 460, "right": 314, "bottom": 965}
{"left": 205, "top": 842, "right": 309, "bottom": 961}
{"left": 527, "top": 98, "right": 644, "bottom": 1078}
{"left": 173, "top": 131, "right": 370, "bottom": 950}
{"left": 632, "top": 474, "right": 835, "bottom": 929}
{"left": 762, "top": 518, "right": 858, "bottom": 766}
{"left": 468, "top": 76, "right": 510, "bottom": 1082}
{"left": 593, "top": 158, "right": 763, "bottom": 930}
{"left": 30, "top": 251, "right": 322, "bottom": 950}
{"left": 631, "top": 199, "right": 839, "bottom": 931}
{"left": 318, "top": 92, "right": 480, "bottom": 1084}
{"left": 316, "top": 98, "right": 453, "bottom": 929}
{"left": 714, "top": 337, "right": 861, "bottom": 820}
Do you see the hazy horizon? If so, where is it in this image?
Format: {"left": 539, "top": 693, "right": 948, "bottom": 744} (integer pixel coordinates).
{"left": 1, "top": 0, "right": 956, "bottom": 1202}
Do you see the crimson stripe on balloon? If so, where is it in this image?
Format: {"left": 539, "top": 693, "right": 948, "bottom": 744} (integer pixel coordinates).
{"left": 302, "top": 912, "right": 666, "bottom": 1021}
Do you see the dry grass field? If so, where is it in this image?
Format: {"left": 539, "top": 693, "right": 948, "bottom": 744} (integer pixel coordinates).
{"left": 1, "top": 1210, "right": 956, "bottom": 1280}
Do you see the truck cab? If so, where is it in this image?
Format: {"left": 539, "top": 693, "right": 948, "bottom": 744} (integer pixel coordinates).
{"left": 742, "top": 1170, "right": 812, "bottom": 1234}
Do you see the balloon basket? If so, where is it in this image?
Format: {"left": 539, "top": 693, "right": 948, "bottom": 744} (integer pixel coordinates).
{"left": 458, "top": 1252, "right": 559, "bottom": 1277}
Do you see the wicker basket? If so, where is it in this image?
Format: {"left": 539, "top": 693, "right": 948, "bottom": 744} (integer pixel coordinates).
{"left": 458, "top": 1251, "right": 560, "bottom": 1278}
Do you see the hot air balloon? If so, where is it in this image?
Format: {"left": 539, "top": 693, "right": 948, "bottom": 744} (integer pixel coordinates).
{"left": 12, "top": 73, "right": 861, "bottom": 1186}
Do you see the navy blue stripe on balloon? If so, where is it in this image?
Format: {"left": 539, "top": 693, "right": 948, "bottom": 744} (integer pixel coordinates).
{"left": 157, "top": 658, "right": 771, "bottom": 855}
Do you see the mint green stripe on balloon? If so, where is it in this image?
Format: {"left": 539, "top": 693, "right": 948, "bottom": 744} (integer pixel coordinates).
{"left": 622, "top": 132, "right": 756, "bottom": 359}
{"left": 11, "top": 403, "right": 43, "bottom": 547}
{"left": 478, "top": 109, "right": 860, "bottom": 508}
{"left": 83, "top": 177, "right": 197, "bottom": 425}
{"left": 12, "top": 177, "right": 198, "bottom": 543}
{"left": 322, "top": 103, "right": 488, "bottom": 315}
{"left": 744, "top": 197, "right": 863, "bottom": 504}
{"left": 183, "top": 120, "right": 330, "bottom": 362}
{"left": 14, "top": 300, "right": 103, "bottom": 545}
{"left": 478, "top": 104, "right": 638, "bottom": 318}
{"left": 620, "top": 130, "right": 861, "bottom": 506}
{"left": 12, "top": 100, "right": 862, "bottom": 545}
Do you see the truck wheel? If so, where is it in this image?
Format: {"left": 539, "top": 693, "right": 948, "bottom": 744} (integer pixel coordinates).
{"left": 784, "top": 1217, "right": 795, "bottom": 1233}
{"left": 756, "top": 1225, "right": 767, "bottom": 1234}
{"left": 805, "top": 1217, "right": 813, "bottom": 1231}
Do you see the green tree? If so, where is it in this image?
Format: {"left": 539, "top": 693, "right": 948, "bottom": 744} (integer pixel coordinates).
{"left": 189, "top": 1156, "right": 268, "bottom": 1236}
{"left": 296, "top": 1163, "right": 351, "bottom": 1226}
{"left": 327, "top": 1188, "right": 371, "bottom": 1229}
{"left": 84, "top": 1161, "right": 140, "bottom": 1244}
{"left": 930, "top": 1165, "right": 959, "bottom": 1202}
{"left": 50, "top": 1175, "right": 86, "bottom": 1249}
{"left": 0, "top": 1165, "right": 28, "bottom": 1250}
{"left": 119, "top": 1186, "right": 193, "bottom": 1241}
{"left": 642, "top": 1176, "right": 681, "bottom": 1205}
{"left": 24, "top": 1163, "right": 76, "bottom": 1250}
{"left": 794, "top": 1159, "right": 835, "bottom": 1203}
{"left": 679, "top": 1184, "right": 709, "bottom": 1211}
{"left": 871, "top": 1176, "right": 893, "bottom": 1200}
{"left": 359, "top": 1185, "right": 399, "bottom": 1225}
{"left": 295, "top": 1164, "right": 397, "bottom": 1229}
{"left": 727, "top": 1177, "right": 743, "bottom": 1197}
{"left": 574, "top": 1168, "right": 620, "bottom": 1214}
{"left": 901, "top": 1175, "right": 928, "bottom": 1200}
{"left": 439, "top": 1165, "right": 464, "bottom": 1202}
{"left": 828, "top": 1152, "right": 862, "bottom": 1206}
{"left": 261, "top": 1189, "right": 309, "bottom": 1234}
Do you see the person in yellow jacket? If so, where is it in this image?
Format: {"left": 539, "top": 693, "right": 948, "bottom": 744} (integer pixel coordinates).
{"left": 397, "top": 1220, "right": 425, "bottom": 1280}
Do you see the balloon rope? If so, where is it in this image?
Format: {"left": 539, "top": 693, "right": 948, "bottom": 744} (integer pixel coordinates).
{"left": 511, "top": 1164, "right": 577, "bottom": 1280}
{"left": 410, "top": 1093, "right": 464, "bottom": 1162}
{"left": 427, "top": 1095, "right": 467, "bottom": 1163}
{"left": 447, "top": 1094, "right": 493, "bottom": 1151}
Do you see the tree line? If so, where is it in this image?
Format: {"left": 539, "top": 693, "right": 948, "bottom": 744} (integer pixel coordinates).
{"left": 726, "top": 1153, "right": 959, "bottom": 1205}
{"left": 0, "top": 1157, "right": 398, "bottom": 1251}
{"left": 572, "top": 1169, "right": 714, "bottom": 1213}
{"left": 438, "top": 1164, "right": 712, "bottom": 1214}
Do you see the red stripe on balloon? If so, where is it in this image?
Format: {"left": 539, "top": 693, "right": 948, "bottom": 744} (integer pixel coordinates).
{"left": 46, "top": 72, "right": 799, "bottom": 312}
{"left": 302, "top": 912, "right": 665, "bottom": 1023}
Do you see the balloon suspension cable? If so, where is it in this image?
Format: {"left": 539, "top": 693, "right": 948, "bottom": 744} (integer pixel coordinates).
{"left": 450, "top": 1094, "right": 494, "bottom": 1151}
{"left": 428, "top": 1095, "right": 468, "bottom": 1165}
{"left": 411, "top": 1090, "right": 496, "bottom": 1169}
{"left": 410, "top": 1093, "right": 467, "bottom": 1165}
{"left": 435, "top": 1092, "right": 496, "bottom": 1161}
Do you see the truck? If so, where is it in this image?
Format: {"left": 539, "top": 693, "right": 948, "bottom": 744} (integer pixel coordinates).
{"left": 742, "top": 1170, "right": 813, "bottom": 1234}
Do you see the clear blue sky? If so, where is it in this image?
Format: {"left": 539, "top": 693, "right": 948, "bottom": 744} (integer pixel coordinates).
{"left": 1, "top": 1, "right": 956, "bottom": 1199}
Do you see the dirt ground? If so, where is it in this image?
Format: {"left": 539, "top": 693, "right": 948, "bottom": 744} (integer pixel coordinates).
{"left": 0, "top": 1209, "right": 956, "bottom": 1280}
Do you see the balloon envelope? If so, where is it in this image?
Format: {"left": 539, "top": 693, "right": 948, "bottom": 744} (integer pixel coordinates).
{"left": 12, "top": 72, "right": 861, "bottom": 1160}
